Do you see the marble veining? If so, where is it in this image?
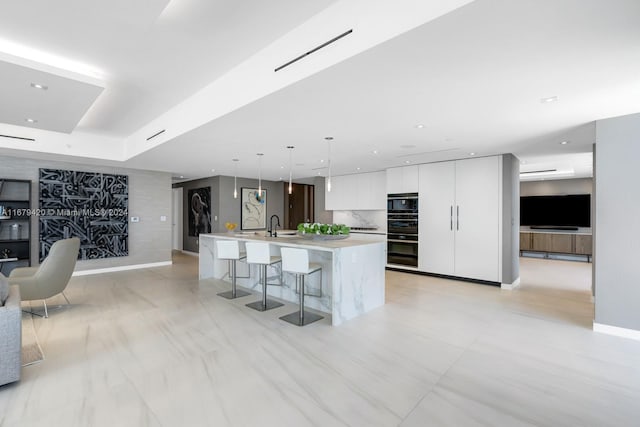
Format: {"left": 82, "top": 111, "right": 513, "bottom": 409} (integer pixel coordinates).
{"left": 199, "top": 233, "right": 386, "bottom": 326}
{"left": 1, "top": 255, "right": 640, "bottom": 426}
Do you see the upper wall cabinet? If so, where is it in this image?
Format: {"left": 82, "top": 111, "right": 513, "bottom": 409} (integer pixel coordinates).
{"left": 386, "top": 165, "right": 419, "bottom": 194}
{"left": 325, "top": 171, "right": 386, "bottom": 210}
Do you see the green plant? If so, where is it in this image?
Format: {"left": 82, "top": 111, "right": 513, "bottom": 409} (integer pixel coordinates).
{"left": 297, "top": 222, "right": 350, "bottom": 235}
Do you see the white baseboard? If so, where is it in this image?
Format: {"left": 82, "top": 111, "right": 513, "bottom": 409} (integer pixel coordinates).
{"left": 501, "top": 277, "right": 520, "bottom": 290}
{"left": 72, "top": 261, "right": 173, "bottom": 277}
{"left": 180, "top": 250, "right": 199, "bottom": 257}
{"left": 593, "top": 322, "right": 640, "bottom": 341}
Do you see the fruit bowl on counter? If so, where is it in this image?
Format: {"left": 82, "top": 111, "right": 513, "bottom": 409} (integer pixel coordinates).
{"left": 296, "top": 223, "right": 350, "bottom": 240}
{"left": 224, "top": 222, "right": 238, "bottom": 232}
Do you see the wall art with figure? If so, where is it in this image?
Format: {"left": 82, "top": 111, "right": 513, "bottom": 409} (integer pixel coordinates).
{"left": 241, "top": 187, "right": 267, "bottom": 230}
{"left": 188, "top": 187, "right": 212, "bottom": 236}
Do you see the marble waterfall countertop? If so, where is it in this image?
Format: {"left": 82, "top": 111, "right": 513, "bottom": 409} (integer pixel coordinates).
{"left": 199, "top": 232, "right": 386, "bottom": 326}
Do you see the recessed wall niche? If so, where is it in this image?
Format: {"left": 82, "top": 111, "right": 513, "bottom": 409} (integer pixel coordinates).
{"left": 39, "top": 168, "right": 129, "bottom": 261}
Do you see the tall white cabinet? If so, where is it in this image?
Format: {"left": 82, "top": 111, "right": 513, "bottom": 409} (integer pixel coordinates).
{"left": 418, "top": 156, "right": 504, "bottom": 283}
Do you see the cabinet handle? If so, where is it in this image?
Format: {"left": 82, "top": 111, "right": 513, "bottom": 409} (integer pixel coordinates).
{"left": 456, "top": 205, "right": 459, "bottom": 231}
{"left": 450, "top": 205, "right": 453, "bottom": 230}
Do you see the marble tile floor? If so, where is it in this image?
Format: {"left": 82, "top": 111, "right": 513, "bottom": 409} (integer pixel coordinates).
{"left": 1, "top": 254, "right": 639, "bottom": 426}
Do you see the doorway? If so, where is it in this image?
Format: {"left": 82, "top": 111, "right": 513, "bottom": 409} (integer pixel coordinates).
{"left": 172, "top": 187, "right": 183, "bottom": 250}
{"left": 284, "top": 183, "right": 314, "bottom": 229}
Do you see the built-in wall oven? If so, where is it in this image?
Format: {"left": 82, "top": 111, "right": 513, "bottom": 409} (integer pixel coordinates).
{"left": 387, "top": 193, "right": 418, "bottom": 267}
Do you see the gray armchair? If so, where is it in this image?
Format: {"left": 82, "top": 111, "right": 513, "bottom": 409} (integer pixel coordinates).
{"left": 9, "top": 237, "right": 80, "bottom": 318}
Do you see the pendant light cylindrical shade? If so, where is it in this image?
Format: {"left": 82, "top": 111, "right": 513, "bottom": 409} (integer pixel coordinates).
{"left": 325, "top": 137, "right": 333, "bottom": 192}
{"left": 257, "top": 153, "right": 264, "bottom": 195}
{"left": 232, "top": 158, "right": 239, "bottom": 199}
{"left": 287, "top": 145, "right": 294, "bottom": 195}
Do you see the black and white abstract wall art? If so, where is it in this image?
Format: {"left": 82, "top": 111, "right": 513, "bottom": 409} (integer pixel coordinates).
{"left": 39, "top": 168, "right": 129, "bottom": 261}
{"left": 188, "top": 187, "right": 211, "bottom": 236}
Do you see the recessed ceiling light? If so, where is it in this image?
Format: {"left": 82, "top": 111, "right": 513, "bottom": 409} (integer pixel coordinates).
{"left": 317, "top": 172, "right": 321, "bottom": 175}
{"left": 540, "top": 96, "right": 559, "bottom": 103}
{"left": 415, "top": 124, "right": 425, "bottom": 129}
{"left": 25, "top": 118, "right": 37, "bottom": 123}
{"left": 280, "top": 165, "right": 285, "bottom": 169}
{"left": 211, "top": 169, "right": 215, "bottom": 172}
{"left": 30, "top": 83, "right": 48, "bottom": 90}
{"left": 320, "top": 159, "right": 324, "bottom": 163}
{"left": 180, "top": 175, "right": 184, "bottom": 178}
{"left": 372, "top": 150, "right": 378, "bottom": 155}
{"left": 560, "top": 140, "right": 570, "bottom": 145}
{"left": 279, "top": 177, "right": 283, "bottom": 181}
{"left": 356, "top": 167, "right": 361, "bottom": 171}
{"left": 405, "top": 160, "right": 411, "bottom": 164}
{"left": 469, "top": 152, "right": 476, "bottom": 156}
{"left": 520, "top": 160, "right": 527, "bottom": 164}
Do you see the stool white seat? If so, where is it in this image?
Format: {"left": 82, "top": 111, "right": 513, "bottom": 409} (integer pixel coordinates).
{"left": 216, "top": 240, "right": 251, "bottom": 299}
{"left": 245, "top": 242, "right": 284, "bottom": 311}
{"left": 279, "top": 247, "right": 324, "bottom": 326}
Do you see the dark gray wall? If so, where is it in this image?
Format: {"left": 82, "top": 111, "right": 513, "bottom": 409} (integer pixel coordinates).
{"left": 594, "top": 112, "right": 640, "bottom": 331}
{"left": 502, "top": 154, "right": 520, "bottom": 284}
{"left": 0, "top": 155, "right": 172, "bottom": 270}
{"left": 174, "top": 175, "right": 285, "bottom": 253}
{"left": 172, "top": 176, "right": 219, "bottom": 253}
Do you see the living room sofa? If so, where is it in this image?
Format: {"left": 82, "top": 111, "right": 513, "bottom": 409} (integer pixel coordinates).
{"left": 0, "top": 284, "right": 21, "bottom": 386}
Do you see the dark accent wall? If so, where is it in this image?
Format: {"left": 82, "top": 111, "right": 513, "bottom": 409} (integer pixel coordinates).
{"left": 173, "top": 176, "right": 286, "bottom": 253}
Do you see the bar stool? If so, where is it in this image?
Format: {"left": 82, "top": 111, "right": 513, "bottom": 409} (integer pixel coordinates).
{"left": 279, "top": 247, "right": 324, "bottom": 326}
{"left": 245, "top": 242, "right": 284, "bottom": 311}
{"left": 216, "top": 240, "right": 251, "bottom": 299}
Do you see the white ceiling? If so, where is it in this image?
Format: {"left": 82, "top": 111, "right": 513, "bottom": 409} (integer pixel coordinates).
{"left": 0, "top": 60, "right": 103, "bottom": 133}
{"left": 2, "top": 0, "right": 640, "bottom": 182}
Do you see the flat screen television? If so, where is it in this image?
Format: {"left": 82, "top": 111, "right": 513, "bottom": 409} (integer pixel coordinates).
{"left": 520, "top": 194, "right": 591, "bottom": 228}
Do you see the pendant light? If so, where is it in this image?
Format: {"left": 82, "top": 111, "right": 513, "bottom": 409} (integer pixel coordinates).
{"left": 325, "top": 137, "right": 333, "bottom": 192}
{"left": 257, "top": 153, "right": 264, "bottom": 195}
{"left": 232, "top": 158, "right": 239, "bottom": 199}
{"left": 287, "top": 145, "right": 295, "bottom": 194}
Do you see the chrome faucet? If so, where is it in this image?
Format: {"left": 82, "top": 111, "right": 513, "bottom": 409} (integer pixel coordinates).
{"left": 268, "top": 214, "right": 281, "bottom": 237}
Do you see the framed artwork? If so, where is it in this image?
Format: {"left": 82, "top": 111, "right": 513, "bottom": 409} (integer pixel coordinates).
{"left": 39, "top": 168, "right": 128, "bottom": 261}
{"left": 188, "top": 187, "right": 212, "bottom": 236}
{"left": 241, "top": 188, "right": 267, "bottom": 230}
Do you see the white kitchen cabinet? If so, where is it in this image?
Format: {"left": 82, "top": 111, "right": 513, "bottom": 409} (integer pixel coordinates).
{"left": 386, "top": 165, "right": 419, "bottom": 194}
{"left": 325, "top": 171, "right": 386, "bottom": 210}
{"left": 418, "top": 156, "right": 501, "bottom": 282}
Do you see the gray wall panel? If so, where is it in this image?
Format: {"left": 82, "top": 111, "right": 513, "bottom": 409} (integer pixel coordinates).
{"left": 594, "top": 112, "right": 640, "bottom": 331}
{"left": 0, "top": 155, "right": 172, "bottom": 271}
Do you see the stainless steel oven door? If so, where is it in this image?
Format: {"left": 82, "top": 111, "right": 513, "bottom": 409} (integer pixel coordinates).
{"left": 387, "top": 239, "right": 418, "bottom": 267}
{"left": 387, "top": 217, "right": 418, "bottom": 235}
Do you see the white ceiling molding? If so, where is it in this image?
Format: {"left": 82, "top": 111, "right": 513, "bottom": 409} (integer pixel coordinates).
{"left": 124, "top": 0, "right": 474, "bottom": 159}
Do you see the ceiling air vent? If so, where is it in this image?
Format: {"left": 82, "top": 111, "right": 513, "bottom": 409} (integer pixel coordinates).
{"left": 146, "top": 129, "right": 166, "bottom": 141}
{"left": 520, "top": 169, "right": 557, "bottom": 175}
{"left": 0, "top": 134, "right": 35, "bottom": 142}
{"left": 275, "top": 29, "right": 353, "bottom": 72}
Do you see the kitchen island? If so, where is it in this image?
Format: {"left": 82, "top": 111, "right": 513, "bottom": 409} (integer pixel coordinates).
{"left": 199, "top": 232, "right": 386, "bottom": 325}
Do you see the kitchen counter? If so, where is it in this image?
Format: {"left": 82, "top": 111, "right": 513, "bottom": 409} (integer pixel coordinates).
{"left": 199, "top": 232, "right": 386, "bottom": 325}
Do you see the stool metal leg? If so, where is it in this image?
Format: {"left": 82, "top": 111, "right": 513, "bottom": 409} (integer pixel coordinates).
{"left": 246, "top": 264, "right": 284, "bottom": 311}
{"left": 218, "top": 259, "right": 251, "bottom": 299}
{"left": 280, "top": 273, "right": 323, "bottom": 326}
